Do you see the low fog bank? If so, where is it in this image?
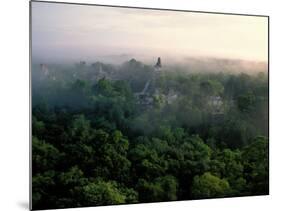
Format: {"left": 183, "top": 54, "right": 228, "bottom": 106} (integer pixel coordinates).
{"left": 166, "top": 56, "right": 268, "bottom": 74}
{"left": 32, "top": 55, "right": 268, "bottom": 75}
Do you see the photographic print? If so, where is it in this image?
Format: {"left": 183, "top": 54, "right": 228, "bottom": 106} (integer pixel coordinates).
{"left": 31, "top": 1, "right": 269, "bottom": 210}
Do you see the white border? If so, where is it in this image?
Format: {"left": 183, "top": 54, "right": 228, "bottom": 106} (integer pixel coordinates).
{"left": 1, "top": 0, "right": 280, "bottom": 211}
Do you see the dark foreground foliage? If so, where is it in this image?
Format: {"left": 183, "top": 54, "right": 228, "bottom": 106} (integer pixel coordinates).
{"left": 32, "top": 61, "right": 269, "bottom": 210}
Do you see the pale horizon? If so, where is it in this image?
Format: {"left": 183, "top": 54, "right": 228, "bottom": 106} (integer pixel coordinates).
{"left": 31, "top": 2, "right": 268, "bottom": 64}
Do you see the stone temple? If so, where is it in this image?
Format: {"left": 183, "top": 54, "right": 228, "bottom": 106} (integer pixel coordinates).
{"left": 154, "top": 57, "right": 162, "bottom": 69}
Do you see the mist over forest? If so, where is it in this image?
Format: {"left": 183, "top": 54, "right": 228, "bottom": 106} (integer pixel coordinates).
{"left": 32, "top": 55, "right": 268, "bottom": 210}
{"left": 31, "top": 1, "right": 269, "bottom": 209}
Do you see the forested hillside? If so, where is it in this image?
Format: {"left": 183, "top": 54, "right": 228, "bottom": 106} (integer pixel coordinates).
{"left": 32, "top": 59, "right": 269, "bottom": 210}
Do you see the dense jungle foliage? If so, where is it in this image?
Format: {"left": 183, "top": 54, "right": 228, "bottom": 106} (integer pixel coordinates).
{"left": 32, "top": 59, "right": 269, "bottom": 210}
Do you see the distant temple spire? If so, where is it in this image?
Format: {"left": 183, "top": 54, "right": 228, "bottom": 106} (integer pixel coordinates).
{"left": 155, "top": 57, "right": 162, "bottom": 68}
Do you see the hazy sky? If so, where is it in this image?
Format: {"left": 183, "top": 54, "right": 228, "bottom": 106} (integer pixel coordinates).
{"left": 32, "top": 1, "right": 268, "bottom": 63}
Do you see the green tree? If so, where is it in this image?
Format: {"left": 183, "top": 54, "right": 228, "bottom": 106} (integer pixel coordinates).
{"left": 83, "top": 180, "right": 133, "bottom": 206}
{"left": 210, "top": 149, "right": 246, "bottom": 195}
{"left": 191, "top": 172, "right": 231, "bottom": 198}
{"left": 91, "top": 129, "right": 131, "bottom": 183}
{"left": 32, "top": 171, "right": 56, "bottom": 209}
{"left": 200, "top": 80, "right": 224, "bottom": 96}
{"left": 242, "top": 136, "right": 269, "bottom": 195}
{"left": 129, "top": 144, "right": 166, "bottom": 181}
{"left": 32, "top": 136, "right": 60, "bottom": 173}
{"left": 95, "top": 78, "right": 114, "bottom": 97}
{"left": 137, "top": 176, "right": 178, "bottom": 202}
{"left": 237, "top": 92, "right": 256, "bottom": 112}
{"left": 69, "top": 115, "right": 92, "bottom": 142}
{"left": 177, "top": 135, "right": 212, "bottom": 198}
{"left": 56, "top": 166, "right": 89, "bottom": 208}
